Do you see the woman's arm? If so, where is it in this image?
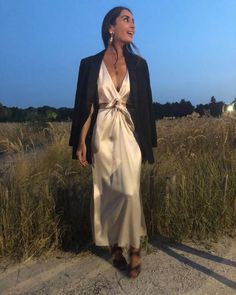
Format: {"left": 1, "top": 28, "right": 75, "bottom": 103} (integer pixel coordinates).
{"left": 78, "top": 103, "right": 94, "bottom": 145}
{"left": 69, "top": 58, "right": 86, "bottom": 147}
{"left": 143, "top": 60, "right": 157, "bottom": 147}
{"left": 76, "top": 103, "right": 94, "bottom": 166}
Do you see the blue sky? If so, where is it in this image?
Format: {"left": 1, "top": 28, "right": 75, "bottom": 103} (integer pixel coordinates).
{"left": 0, "top": 0, "right": 236, "bottom": 108}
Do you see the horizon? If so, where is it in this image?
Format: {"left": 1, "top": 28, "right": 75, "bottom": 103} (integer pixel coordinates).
{"left": 0, "top": 96, "right": 230, "bottom": 110}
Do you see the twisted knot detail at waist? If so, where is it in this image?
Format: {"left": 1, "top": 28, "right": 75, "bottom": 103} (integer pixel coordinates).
{"left": 98, "top": 99, "right": 135, "bottom": 132}
{"left": 99, "top": 99, "right": 132, "bottom": 109}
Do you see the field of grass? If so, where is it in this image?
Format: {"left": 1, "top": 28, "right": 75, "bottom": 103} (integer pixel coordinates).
{"left": 0, "top": 116, "right": 236, "bottom": 261}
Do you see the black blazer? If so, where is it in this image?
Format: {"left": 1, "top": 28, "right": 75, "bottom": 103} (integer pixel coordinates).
{"left": 69, "top": 48, "right": 157, "bottom": 164}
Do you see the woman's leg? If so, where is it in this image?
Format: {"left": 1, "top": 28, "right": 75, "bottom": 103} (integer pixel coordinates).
{"left": 110, "top": 243, "right": 128, "bottom": 270}
{"left": 128, "top": 245, "right": 141, "bottom": 278}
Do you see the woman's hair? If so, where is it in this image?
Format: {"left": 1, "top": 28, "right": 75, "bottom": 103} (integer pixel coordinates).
{"left": 101, "top": 6, "right": 139, "bottom": 60}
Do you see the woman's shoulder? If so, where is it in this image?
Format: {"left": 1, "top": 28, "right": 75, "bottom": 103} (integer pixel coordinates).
{"left": 80, "top": 50, "right": 106, "bottom": 64}
{"left": 127, "top": 52, "right": 148, "bottom": 69}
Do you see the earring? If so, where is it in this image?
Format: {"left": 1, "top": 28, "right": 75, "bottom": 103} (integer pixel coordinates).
{"left": 109, "top": 32, "right": 114, "bottom": 45}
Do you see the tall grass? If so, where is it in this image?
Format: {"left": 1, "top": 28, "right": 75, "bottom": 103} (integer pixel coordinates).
{"left": 0, "top": 121, "right": 69, "bottom": 155}
{"left": 0, "top": 116, "right": 236, "bottom": 261}
{"left": 142, "top": 116, "right": 236, "bottom": 241}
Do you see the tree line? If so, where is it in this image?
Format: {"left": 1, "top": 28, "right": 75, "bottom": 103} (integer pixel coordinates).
{"left": 0, "top": 96, "right": 232, "bottom": 122}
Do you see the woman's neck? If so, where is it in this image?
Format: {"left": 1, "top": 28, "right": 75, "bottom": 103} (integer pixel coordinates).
{"left": 107, "top": 43, "right": 125, "bottom": 59}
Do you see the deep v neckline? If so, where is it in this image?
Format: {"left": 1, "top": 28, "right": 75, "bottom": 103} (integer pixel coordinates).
{"left": 102, "top": 60, "right": 128, "bottom": 94}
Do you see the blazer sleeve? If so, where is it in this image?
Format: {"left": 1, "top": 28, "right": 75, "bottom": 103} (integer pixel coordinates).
{"left": 69, "top": 58, "right": 86, "bottom": 147}
{"left": 142, "top": 60, "right": 157, "bottom": 147}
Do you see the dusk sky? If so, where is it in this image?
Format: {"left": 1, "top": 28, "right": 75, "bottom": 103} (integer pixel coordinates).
{"left": 1, "top": 0, "right": 236, "bottom": 108}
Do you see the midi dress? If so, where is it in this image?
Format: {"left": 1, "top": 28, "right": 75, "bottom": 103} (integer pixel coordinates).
{"left": 90, "top": 60, "right": 147, "bottom": 249}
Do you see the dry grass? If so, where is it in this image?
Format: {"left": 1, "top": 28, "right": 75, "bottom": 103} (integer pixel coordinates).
{"left": 142, "top": 116, "right": 236, "bottom": 242}
{"left": 0, "top": 116, "right": 236, "bottom": 261}
{"left": 0, "top": 121, "right": 69, "bottom": 155}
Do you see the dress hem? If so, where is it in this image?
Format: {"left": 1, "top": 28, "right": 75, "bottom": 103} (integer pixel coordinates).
{"left": 92, "top": 234, "right": 148, "bottom": 249}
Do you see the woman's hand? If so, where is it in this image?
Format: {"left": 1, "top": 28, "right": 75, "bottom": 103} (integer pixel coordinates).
{"left": 76, "top": 141, "right": 88, "bottom": 166}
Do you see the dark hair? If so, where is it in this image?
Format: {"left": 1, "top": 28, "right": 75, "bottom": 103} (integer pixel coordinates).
{"left": 101, "top": 6, "right": 139, "bottom": 60}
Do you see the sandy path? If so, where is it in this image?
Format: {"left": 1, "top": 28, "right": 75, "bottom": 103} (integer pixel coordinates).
{"left": 0, "top": 235, "right": 235, "bottom": 295}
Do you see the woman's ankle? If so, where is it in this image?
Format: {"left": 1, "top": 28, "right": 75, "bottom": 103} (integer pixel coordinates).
{"left": 129, "top": 246, "right": 140, "bottom": 252}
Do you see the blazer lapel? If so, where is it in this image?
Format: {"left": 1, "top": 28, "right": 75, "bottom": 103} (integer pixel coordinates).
{"left": 86, "top": 49, "right": 106, "bottom": 104}
{"left": 124, "top": 50, "right": 138, "bottom": 105}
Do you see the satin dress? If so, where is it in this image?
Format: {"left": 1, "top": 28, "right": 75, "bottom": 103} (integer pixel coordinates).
{"left": 90, "top": 60, "right": 147, "bottom": 249}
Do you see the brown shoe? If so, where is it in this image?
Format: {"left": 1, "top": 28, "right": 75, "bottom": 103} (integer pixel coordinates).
{"left": 110, "top": 245, "right": 128, "bottom": 271}
{"left": 128, "top": 249, "right": 141, "bottom": 278}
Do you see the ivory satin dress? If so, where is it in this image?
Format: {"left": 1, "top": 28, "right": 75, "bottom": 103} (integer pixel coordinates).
{"left": 90, "top": 60, "right": 147, "bottom": 249}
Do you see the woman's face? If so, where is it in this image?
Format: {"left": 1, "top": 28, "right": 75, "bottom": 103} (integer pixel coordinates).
{"left": 109, "top": 9, "right": 135, "bottom": 45}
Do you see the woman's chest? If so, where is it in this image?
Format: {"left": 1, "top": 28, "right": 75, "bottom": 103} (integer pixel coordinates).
{"left": 102, "top": 59, "right": 128, "bottom": 92}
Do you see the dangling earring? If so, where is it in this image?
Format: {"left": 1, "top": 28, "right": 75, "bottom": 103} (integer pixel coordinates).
{"left": 109, "top": 32, "right": 114, "bottom": 45}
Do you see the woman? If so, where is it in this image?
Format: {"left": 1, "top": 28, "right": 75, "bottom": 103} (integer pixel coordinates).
{"left": 69, "top": 6, "right": 157, "bottom": 278}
